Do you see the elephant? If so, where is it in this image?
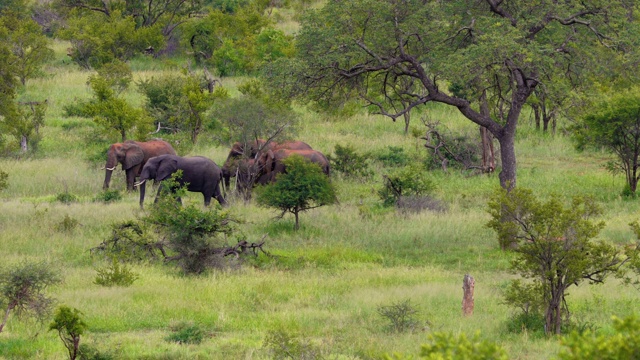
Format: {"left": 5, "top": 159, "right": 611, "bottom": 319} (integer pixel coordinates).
{"left": 103, "top": 140, "right": 176, "bottom": 191}
{"left": 135, "top": 154, "right": 226, "bottom": 208}
{"left": 221, "top": 139, "right": 313, "bottom": 188}
{"left": 260, "top": 149, "right": 330, "bottom": 183}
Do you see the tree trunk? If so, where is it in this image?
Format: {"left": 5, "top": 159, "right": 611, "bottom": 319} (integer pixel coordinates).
{"left": 294, "top": 210, "right": 300, "bottom": 230}
{"left": 462, "top": 274, "right": 475, "bottom": 316}
{"left": 403, "top": 111, "right": 410, "bottom": 135}
{"left": 20, "top": 135, "right": 28, "bottom": 152}
{"left": 479, "top": 92, "right": 496, "bottom": 173}
{"left": 496, "top": 133, "right": 516, "bottom": 190}
{"left": 120, "top": 129, "right": 126, "bottom": 142}
{"left": 0, "top": 306, "right": 11, "bottom": 333}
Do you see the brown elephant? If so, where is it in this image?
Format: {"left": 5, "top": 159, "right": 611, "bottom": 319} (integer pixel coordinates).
{"left": 260, "top": 149, "right": 330, "bottom": 183}
{"left": 221, "top": 139, "right": 312, "bottom": 188}
{"left": 103, "top": 140, "right": 176, "bottom": 191}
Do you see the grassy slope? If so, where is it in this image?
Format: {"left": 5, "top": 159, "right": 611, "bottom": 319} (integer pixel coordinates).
{"left": 1, "top": 43, "right": 639, "bottom": 359}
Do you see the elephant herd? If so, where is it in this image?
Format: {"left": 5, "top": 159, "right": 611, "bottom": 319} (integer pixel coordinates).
{"left": 102, "top": 139, "right": 330, "bottom": 208}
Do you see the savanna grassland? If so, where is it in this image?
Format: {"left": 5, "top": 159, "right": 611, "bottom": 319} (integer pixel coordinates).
{"left": 1, "top": 41, "right": 640, "bottom": 360}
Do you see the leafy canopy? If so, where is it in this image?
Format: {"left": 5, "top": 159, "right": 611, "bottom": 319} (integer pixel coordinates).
{"left": 256, "top": 155, "right": 336, "bottom": 230}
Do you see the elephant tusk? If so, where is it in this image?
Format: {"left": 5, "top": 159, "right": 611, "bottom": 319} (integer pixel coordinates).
{"left": 134, "top": 180, "right": 146, "bottom": 187}
{"left": 105, "top": 166, "right": 116, "bottom": 171}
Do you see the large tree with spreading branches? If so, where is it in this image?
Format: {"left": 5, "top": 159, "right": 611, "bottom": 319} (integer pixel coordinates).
{"left": 265, "top": 0, "right": 640, "bottom": 189}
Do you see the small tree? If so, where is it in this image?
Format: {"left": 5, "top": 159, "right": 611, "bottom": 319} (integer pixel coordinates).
{"left": 49, "top": 306, "right": 88, "bottom": 360}
{"left": 575, "top": 88, "right": 640, "bottom": 195}
{"left": 3, "top": 100, "right": 47, "bottom": 153}
{"left": 0, "top": 262, "right": 62, "bottom": 333}
{"left": 85, "top": 74, "right": 152, "bottom": 141}
{"left": 486, "top": 188, "right": 633, "bottom": 335}
{"left": 0, "top": 168, "right": 8, "bottom": 191}
{"left": 256, "top": 155, "right": 337, "bottom": 230}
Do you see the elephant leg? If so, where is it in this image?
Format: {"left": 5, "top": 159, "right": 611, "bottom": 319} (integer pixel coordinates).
{"left": 126, "top": 167, "right": 140, "bottom": 191}
{"left": 214, "top": 184, "right": 226, "bottom": 206}
{"left": 203, "top": 193, "right": 212, "bottom": 207}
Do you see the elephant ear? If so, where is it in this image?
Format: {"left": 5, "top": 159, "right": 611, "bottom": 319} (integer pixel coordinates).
{"left": 157, "top": 158, "right": 179, "bottom": 181}
{"left": 124, "top": 143, "right": 144, "bottom": 169}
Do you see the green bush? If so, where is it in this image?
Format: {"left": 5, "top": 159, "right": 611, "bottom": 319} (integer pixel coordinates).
{"left": 558, "top": 315, "right": 640, "bottom": 360}
{"left": 327, "top": 144, "right": 372, "bottom": 179}
{"left": 94, "top": 257, "right": 138, "bottom": 287}
{"left": 54, "top": 215, "right": 80, "bottom": 233}
{"left": 263, "top": 328, "right": 324, "bottom": 360}
{"left": 93, "top": 190, "right": 122, "bottom": 203}
{"left": 165, "top": 321, "right": 207, "bottom": 344}
{"left": 0, "top": 168, "right": 7, "bottom": 191}
{"left": 56, "top": 191, "right": 78, "bottom": 204}
{"left": 378, "top": 165, "right": 436, "bottom": 207}
{"left": 375, "top": 146, "right": 410, "bottom": 167}
{"left": 377, "top": 299, "right": 423, "bottom": 333}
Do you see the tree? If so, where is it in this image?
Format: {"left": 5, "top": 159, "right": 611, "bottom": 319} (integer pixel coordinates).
{"left": 54, "top": 0, "right": 202, "bottom": 37}
{"left": 265, "top": 0, "right": 639, "bottom": 190}
{"left": 138, "top": 71, "right": 228, "bottom": 143}
{"left": 4, "top": 100, "right": 47, "bottom": 153}
{"left": 58, "top": 10, "right": 164, "bottom": 69}
{"left": 0, "top": 262, "right": 62, "bottom": 333}
{"left": 256, "top": 155, "right": 337, "bottom": 230}
{"left": 48, "top": 306, "right": 88, "bottom": 360}
{"left": 0, "top": 15, "right": 54, "bottom": 85}
{"left": 486, "top": 188, "right": 635, "bottom": 334}
{"left": 84, "top": 73, "right": 152, "bottom": 141}
{"left": 575, "top": 88, "right": 640, "bottom": 195}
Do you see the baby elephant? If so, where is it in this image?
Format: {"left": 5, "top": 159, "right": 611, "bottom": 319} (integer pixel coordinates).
{"left": 135, "top": 154, "right": 226, "bottom": 208}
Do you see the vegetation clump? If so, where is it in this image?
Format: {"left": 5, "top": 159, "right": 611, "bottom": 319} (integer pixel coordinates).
{"left": 0, "top": 262, "right": 62, "bottom": 333}
{"left": 327, "top": 144, "right": 372, "bottom": 180}
{"left": 263, "top": 328, "right": 325, "bottom": 360}
{"left": 378, "top": 164, "right": 436, "bottom": 208}
{"left": 93, "top": 257, "right": 138, "bottom": 287}
{"left": 165, "top": 321, "right": 207, "bottom": 344}
{"left": 377, "top": 299, "right": 423, "bottom": 333}
{"left": 54, "top": 214, "right": 80, "bottom": 232}
{"left": 49, "top": 306, "right": 88, "bottom": 360}
{"left": 256, "top": 155, "right": 337, "bottom": 230}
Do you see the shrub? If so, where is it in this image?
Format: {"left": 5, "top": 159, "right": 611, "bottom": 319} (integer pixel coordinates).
{"left": 375, "top": 146, "right": 410, "bottom": 167}
{"left": 418, "top": 332, "right": 507, "bottom": 360}
{"left": 54, "top": 215, "right": 80, "bottom": 233}
{"left": 0, "top": 168, "right": 7, "bottom": 191}
{"left": 558, "top": 315, "right": 640, "bottom": 360}
{"left": 377, "top": 299, "right": 423, "bottom": 333}
{"left": 49, "top": 306, "right": 88, "bottom": 360}
{"left": 165, "top": 321, "right": 207, "bottom": 344}
{"left": 263, "top": 329, "right": 324, "bottom": 360}
{"left": 56, "top": 191, "right": 78, "bottom": 204}
{"left": 0, "top": 262, "right": 62, "bottom": 333}
{"left": 94, "top": 257, "right": 138, "bottom": 287}
{"left": 93, "top": 190, "right": 122, "bottom": 203}
{"left": 327, "top": 144, "right": 372, "bottom": 179}
{"left": 378, "top": 165, "right": 436, "bottom": 207}
{"left": 144, "top": 179, "right": 241, "bottom": 274}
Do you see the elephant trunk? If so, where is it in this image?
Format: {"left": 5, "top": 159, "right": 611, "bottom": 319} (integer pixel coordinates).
{"left": 137, "top": 180, "right": 146, "bottom": 208}
{"left": 222, "top": 167, "right": 231, "bottom": 189}
{"left": 103, "top": 151, "right": 118, "bottom": 189}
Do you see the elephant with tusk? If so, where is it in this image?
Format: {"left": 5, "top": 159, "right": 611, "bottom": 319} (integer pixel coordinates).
{"left": 103, "top": 140, "right": 176, "bottom": 191}
{"left": 137, "top": 154, "right": 226, "bottom": 208}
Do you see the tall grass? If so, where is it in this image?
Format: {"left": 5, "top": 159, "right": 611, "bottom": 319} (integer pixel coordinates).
{"left": 2, "top": 49, "right": 640, "bottom": 360}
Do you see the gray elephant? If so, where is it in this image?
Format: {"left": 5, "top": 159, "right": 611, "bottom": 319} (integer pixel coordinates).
{"left": 135, "top": 154, "right": 226, "bottom": 208}
{"left": 103, "top": 140, "right": 176, "bottom": 191}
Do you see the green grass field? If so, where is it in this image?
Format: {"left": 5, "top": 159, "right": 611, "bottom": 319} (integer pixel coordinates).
{"left": 1, "top": 42, "right": 639, "bottom": 359}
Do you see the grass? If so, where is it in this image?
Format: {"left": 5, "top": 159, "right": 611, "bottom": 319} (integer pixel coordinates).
{"left": 2, "top": 51, "right": 640, "bottom": 359}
